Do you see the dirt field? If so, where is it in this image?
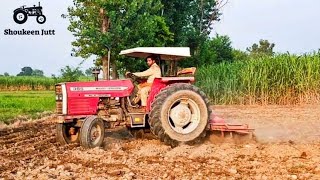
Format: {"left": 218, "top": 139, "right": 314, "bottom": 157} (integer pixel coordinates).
{"left": 1, "top": 105, "right": 320, "bottom": 179}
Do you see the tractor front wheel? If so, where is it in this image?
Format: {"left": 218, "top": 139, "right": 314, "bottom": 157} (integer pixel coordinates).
{"left": 149, "top": 83, "right": 211, "bottom": 147}
{"left": 36, "top": 15, "right": 46, "bottom": 24}
{"left": 56, "top": 123, "right": 80, "bottom": 145}
{"left": 80, "top": 116, "right": 105, "bottom": 148}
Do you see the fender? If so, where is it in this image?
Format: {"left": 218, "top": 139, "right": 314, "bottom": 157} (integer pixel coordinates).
{"left": 146, "top": 77, "right": 195, "bottom": 112}
{"left": 13, "top": 8, "right": 25, "bottom": 13}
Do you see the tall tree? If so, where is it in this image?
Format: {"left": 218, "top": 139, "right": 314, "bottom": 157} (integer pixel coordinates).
{"left": 85, "top": 67, "right": 94, "bottom": 76}
{"left": 161, "top": 0, "right": 227, "bottom": 68}
{"left": 32, "top": 69, "right": 44, "bottom": 77}
{"left": 161, "top": 0, "right": 226, "bottom": 49}
{"left": 17, "top": 67, "right": 33, "bottom": 76}
{"left": 247, "top": 39, "right": 275, "bottom": 58}
{"left": 67, "top": 0, "right": 173, "bottom": 79}
{"left": 201, "top": 34, "right": 233, "bottom": 64}
{"left": 60, "top": 65, "right": 84, "bottom": 82}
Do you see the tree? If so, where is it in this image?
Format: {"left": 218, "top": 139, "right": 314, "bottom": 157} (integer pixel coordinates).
{"left": 232, "top": 49, "right": 249, "bottom": 61}
{"left": 247, "top": 39, "right": 275, "bottom": 58}
{"left": 32, "top": 69, "right": 44, "bottom": 77}
{"left": 193, "top": 34, "right": 233, "bottom": 66}
{"left": 67, "top": 0, "right": 173, "bottom": 79}
{"left": 162, "top": 0, "right": 226, "bottom": 52}
{"left": 4, "top": 72, "right": 9, "bottom": 76}
{"left": 60, "top": 66, "right": 84, "bottom": 82}
{"left": 17, "top": 67, "right": 33, "bottom": 76}
{"left": 85, "top": 67, "right": 94, "bottom": 76}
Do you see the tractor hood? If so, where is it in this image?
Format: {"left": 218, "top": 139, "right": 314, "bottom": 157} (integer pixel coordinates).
{"left": 119, "top": 47, "right": 191, "bottom": 60}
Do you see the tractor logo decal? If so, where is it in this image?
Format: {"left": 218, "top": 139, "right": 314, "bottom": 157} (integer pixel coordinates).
{"left": 13, "top": 2, "right": 46, "bottom": 24}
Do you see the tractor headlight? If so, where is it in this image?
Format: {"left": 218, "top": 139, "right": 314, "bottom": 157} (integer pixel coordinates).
{"left": 55, "top": 94, "right": 63, "bottom": 101}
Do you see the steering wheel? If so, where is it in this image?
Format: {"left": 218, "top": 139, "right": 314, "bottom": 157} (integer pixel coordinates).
{"left": 126, "top": 72, "right": 144, "bottom": 83}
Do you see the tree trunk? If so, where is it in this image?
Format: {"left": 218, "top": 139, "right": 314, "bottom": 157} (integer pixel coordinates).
{"left": 101, "top": 55, "right": 108, "bottom": 79}
{"left": 99, "top": 8, "right": 110, "bottom": 80}
{"left": 111, "top": 61, "right": 118, "bottom": 79}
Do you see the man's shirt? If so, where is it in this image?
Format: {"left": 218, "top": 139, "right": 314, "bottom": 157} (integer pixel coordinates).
{"left": 133, "top": 63, "right": 161, "bottom": 84}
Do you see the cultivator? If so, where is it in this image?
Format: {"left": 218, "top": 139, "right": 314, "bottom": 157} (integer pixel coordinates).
{"left": 209, "top": 112, "right": 254, "bottom": 138}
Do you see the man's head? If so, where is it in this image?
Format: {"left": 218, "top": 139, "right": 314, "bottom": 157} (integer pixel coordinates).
{"left": 146, "top": 55, "right": 157, "bottom": 67}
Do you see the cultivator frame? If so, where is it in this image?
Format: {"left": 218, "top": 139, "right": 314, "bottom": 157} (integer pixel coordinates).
{"left": 209, "top": 113, "right": 254, "bottom": 138}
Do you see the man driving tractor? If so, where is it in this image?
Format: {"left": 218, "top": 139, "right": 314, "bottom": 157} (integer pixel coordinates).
{"left": 126, "top": 54, "right": 161, "bottom": 109}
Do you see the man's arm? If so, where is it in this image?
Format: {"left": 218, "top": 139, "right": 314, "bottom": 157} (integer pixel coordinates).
{"left": 133, "top": 67, "right": 154, "bottom": 77}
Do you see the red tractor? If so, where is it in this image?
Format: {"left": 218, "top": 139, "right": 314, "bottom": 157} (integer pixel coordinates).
{"left": 55, "top": 47, "right": 252, "bottom": 148}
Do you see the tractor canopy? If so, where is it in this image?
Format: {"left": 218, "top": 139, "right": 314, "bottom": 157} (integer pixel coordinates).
{"left": 119, "top": 47, "right": 190, "bottom": 61}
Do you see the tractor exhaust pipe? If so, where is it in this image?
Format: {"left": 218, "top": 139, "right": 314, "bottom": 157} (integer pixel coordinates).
{"left": 92, "top": 67, "right": 100, "bottom": 81}
{"left": 107, "top": 48, "right": 111, "bottom": 80}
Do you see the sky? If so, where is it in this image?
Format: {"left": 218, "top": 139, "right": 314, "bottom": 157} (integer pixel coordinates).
{"left": 0, "top": 0, "right": 320, "bottom": 76}
{"left": 213, "top": 0, "right": 320, "bottom": 53}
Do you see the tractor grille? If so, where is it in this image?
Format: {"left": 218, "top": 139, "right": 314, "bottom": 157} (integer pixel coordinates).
{"left": 55, "top": 85, "right": 63, "bottom": 114}
{"left": 56, "top": 101, "right": 63, "bottom": 114}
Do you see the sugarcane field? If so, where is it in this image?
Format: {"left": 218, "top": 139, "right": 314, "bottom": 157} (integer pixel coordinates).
{"left": 1, "top": 0, "right": 320, "bottom": 179}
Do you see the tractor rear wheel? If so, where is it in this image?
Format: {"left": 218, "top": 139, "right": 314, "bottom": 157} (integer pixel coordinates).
{"left": 56, "top": 123, "right": 80, "bottom": 145}
{"left": 13, "top": 10, "right": 28, "bottom": 24}
{"left": 80, "top": 116, "right": 105, "bottom": 148}
{"left": 149, "top": 83, "right": 211, "bottom": 147}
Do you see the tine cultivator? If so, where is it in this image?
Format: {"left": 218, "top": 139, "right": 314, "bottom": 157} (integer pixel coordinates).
{"left": 209, "top": 113, "right": 254, "bottom": 138}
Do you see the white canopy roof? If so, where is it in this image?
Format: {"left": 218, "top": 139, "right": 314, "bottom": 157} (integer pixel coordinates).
{"left": 119, "top": 47, "right": 191, "bottom": 60}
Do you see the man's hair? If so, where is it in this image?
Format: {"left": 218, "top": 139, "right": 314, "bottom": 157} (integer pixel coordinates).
{"left": 146, "top": 54, "right": 158, "bottom": 61}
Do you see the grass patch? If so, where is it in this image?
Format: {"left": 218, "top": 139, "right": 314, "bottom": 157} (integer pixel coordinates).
{"left": 0, "top": 91, "right": 55, "bottom": 124}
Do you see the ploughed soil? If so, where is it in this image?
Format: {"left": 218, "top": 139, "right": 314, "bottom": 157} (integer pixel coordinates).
{"left": 1, "top": 105, "right": 320, "bottom": 179}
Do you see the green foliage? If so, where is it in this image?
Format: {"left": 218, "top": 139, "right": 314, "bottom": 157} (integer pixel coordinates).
{"left": 31, "top": 69, "right": 44, "bottom": 77}
{"left": 180, "top": 34, "right": 233, "bottom": 67}
{"left": 202, "top": 34, "right": 233, "bottom": 64}
{"left": 17, "top": 67, "right": 33, "bottom": 76}
{"left": 0, "top": 76, "right": 57, "bottom": 90}
{"left": 4, "top": 72, "right": 9, "bottom": 77}
{"left": 85, "top": 67, "right": 94, "bottom": 76}
{"left": 67, "top": 0, "right": 224, "bottom": 74}
{"left": 162, "top": 0, "right": 222, "bottom": 67}
{"left": 247, "top": 39, "right": 275, "bottom": 58}
{"left": 232, "top": 49, "right": 249, "bottom": 61}
{"left": 60, "top": 65, "right": 84, "bottom": 82}
{"left": 0, "top": 75, "right": 94, "bottom": 91}
{"left": 68, "top": 0, "right": 173, "bottom": 75}
{"left": 17, "top": 67, "right": 45, "bottom": 77}
{"left": 196, "top": 52, "right": 320, "bottom": 105}
{"left": 0, "top": 91, "right": 55, "bottom": 124}
{"left": 162, "top": 0, "right": 221, "bottom": 45}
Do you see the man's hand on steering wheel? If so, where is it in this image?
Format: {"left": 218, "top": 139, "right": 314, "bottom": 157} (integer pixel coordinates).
{"left": 125, "top": 72, "right": 143, "bottom": 83}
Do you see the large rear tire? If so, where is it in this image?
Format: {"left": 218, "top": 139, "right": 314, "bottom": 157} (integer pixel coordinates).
{"left": 13, "top": 10, "right": 28, "bottom": 24}
{"left": 80, "top": 116, "right": 105, "bottom": 148}
{"left": 56, "top": 123, "right": 80, "bottom": 145}
{"left": 149, "top": 83, "right": 211, "bottom": 147}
